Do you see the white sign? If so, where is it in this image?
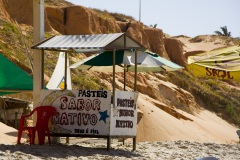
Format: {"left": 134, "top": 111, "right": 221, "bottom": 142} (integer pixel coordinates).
{"left": 40, "top": 90, "right": 111, "bottom": 135}
{"left": 110, "top": 91, "right": 138, "bottom": 136}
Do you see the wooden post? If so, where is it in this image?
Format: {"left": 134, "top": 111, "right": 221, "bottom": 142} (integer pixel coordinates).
{"left": 64, "top": 52, "right": 68, "bottom": 90}
{"left": 107, "top": 136, "right": 111, "bottom": 151}
{"left": 33, "top": 0, "right": 44, "bottom": 144}
{"left": 14, "top": 112, "right": 18, "bottom": 128}
{"left": 133, "top": 50, "right": 138, "bottom": 151}
{"left": 64, "top": 52, "right": 69, "bottom": 144}
{"left": 109, "top": 49, "right": 116, "bottom": 150}
{"left": 124, "top": 64, "right": 126, "bottom": 91}
{"left": 33, "top": 0, "right": 44, "bottom": 108}
{"left": 112, "top": 49, "right": 116, "bottom": 108}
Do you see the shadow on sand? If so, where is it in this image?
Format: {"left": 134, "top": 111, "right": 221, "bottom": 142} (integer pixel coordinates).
{"left": 0, "top": 143, "right": 141, "bottom": 159}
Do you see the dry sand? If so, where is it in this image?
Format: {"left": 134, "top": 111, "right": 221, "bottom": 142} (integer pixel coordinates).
{"left": 137, "top": 94, "right": 239, "bottom": 144}
{"left": 176, "top": 35, "right": 229, "bottom": 53}
{"left": 0, "top": 136, "right": 240, "bottom": 159}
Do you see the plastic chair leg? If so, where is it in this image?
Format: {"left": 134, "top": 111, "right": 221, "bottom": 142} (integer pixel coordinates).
{"left": 28, "top": 129, "right": 35, "bottom": 144}
{"left": 47, "top": 131, "right": 51, "bottom": 145}
{"left": 17, "top": 129, "right": 23, "bottom": 144}
{"left": 37, "top": 131, "right": 46, "bottom": 145}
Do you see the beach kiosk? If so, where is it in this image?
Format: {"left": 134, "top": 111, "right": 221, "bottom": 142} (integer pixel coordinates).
{"left": 31, "top": 33, "right": 145, "bottom": 150}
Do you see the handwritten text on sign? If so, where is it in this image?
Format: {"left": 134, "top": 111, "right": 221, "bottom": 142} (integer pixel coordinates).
{"left": 40, "top": 90, "right": 111, "bottom": 135}
{"left": 110, "top": 91, "right": 138, "bottom": 136}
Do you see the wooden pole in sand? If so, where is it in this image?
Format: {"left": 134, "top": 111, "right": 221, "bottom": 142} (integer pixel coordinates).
{"left": 64, "top": 52, "right": 70, "bottom": 144}
{"left": 33, "top": 0, "right": 44, "bottom": 144}
{"left": 139, "top": 0, "right": 141, "bottom": 22}
{"left": 107, "top": 48, "right": 117, "bottom": 151}
{"left": 33, "top": 0, "right": 44, "bottom": 108}
{"left": 133, "top": 49, "right": 138, "bottom": 151}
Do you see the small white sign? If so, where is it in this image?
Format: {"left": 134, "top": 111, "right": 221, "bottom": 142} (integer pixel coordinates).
{"left": 110, "top": 91, "right": 138, "bottom": 136}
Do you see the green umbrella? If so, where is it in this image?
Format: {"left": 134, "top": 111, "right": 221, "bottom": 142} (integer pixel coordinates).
{"left": 69, "top": 50, "right": 183, "bottom": 90}
{"left": 69, "top": 50, "right": 183, "bottom": 72}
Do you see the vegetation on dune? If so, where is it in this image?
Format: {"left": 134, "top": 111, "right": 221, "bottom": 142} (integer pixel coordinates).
{"left": 92, "top": 8, "right": 135, "bottom": 22}
{"left": 189, "top": 35, "right": 240, "bottom": 45}
{"left": 0, "top": 20, "right": 33, "bottom": 73}
{"left": 165, "top": 71, "right": 240, "bottom": 126}
{"left": 45, "top": 0, "right": 73, "bottom": 6}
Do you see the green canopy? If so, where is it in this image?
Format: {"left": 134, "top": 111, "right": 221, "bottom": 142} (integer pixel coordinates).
{"left": 69, "top": 50, "right": 183, "bottom": 72}
{"left": 0, "top": 53, "right": 33, "bottom": 95}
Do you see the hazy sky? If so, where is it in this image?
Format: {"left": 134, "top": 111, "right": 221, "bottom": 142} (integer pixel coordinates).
{"left": 67, "top": 0, "right": 240, "bottom": 38}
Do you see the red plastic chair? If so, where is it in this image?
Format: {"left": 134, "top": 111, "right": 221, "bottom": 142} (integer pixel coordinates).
{"left": 17, "top": 106, "right": 56, "bottom": 145}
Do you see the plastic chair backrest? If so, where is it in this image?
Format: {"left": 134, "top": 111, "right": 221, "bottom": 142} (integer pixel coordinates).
{"left": 35, "top": 106, "right": 56, "bottom": 131}
{"left": 17, "top": 106, "right": 56, "bottom": 145}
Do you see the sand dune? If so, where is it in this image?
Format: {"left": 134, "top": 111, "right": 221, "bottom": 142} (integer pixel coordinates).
{"left": 137, "top": 94, "right": 239, "bottom": 144}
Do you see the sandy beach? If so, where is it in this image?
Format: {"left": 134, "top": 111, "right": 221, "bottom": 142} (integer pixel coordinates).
{"left": 0, "top": 138, "right": 240, "bottom": 160}
{"left": 1, "top": 93, "right": 240, "bottom": 160}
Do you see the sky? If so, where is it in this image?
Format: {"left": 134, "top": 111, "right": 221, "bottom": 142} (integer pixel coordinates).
{"left": 67, "top": 0, "right": 240, "bottom": 38}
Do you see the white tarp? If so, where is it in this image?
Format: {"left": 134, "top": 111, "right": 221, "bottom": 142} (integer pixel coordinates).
{"left": 46, "top": 52, "right": 72, "bottom": 90}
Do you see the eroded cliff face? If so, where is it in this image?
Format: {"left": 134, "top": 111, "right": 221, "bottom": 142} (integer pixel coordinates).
{"left": 164, "top": 38, "right": 186, "bottom": 67}
{"left": 44, "top": 5, "right": 184, "bottom": 63}
{"left": 3, "top": 0, "right": 33, "bottom": 25}
{"left": 144, "top": 27, "right": 168, "bottom": 58}
{"left": 0, "top": 1, "right": 185, "bottom": 65}
{"left": 0, "top": 0, "right": 9, "bottom": 20}
{"left": 1, "top": 0, "right": 53, "bottom": 31}
{"left": 92, "top": 70, "right": 198, "bottom": 115}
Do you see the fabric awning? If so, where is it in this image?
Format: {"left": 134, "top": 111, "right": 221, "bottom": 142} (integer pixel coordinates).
{"left": 187, "top": 45, "right": 240, "bottom": 81}
{"left": 69, "top": 50, "right": 183, "bottom": 72}
{"left": 0, "top": 54, "right": 33, "bottom": 95}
